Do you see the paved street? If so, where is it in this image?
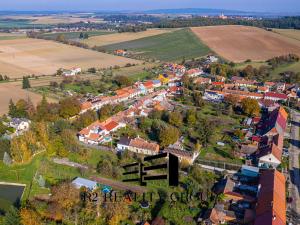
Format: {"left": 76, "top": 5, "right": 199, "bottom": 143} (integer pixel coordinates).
{"left": 288, "top": 110, "right": 300, "bottom": 223}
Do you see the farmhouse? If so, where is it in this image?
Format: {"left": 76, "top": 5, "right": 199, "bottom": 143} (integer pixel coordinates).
{"left": 117, "top": 136, "right": 160, "bottom": 155}
{"left": 62, "top": 67, "right": 81, "bottom": 77}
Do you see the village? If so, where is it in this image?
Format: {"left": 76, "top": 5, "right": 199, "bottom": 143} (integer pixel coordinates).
{"left": 0, "top": 54, "right": 299, "bottom": 225}
{"left": 71, "top": 55, "right": 297, "bottom": 225}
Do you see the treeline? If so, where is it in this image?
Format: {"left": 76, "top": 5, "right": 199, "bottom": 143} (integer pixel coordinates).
{"left": 117, "top": 24, "right": 147, "bottom": 33}
{"left": 267, "top": 54, "right": 299, "bottom": 68}
{"left": 152, "top": 16, "right": 300, "bottom": 29}
{"left": 102, "top": 14, "right": 161, "bottom": 23}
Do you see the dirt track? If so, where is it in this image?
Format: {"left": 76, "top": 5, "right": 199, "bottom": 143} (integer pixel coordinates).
{"left": 191, "top": 25, "right": 300, "bottom": 62}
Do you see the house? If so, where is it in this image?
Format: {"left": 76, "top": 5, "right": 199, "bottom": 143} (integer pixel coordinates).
{"left": 234, "top": 79, "right": 258, "bottom": 88}
{"left": 117, "top": 136, "right": 159, "bottom": 155}
{"left": 241, "top": 165, "right": 259, "bottom": 178}
{"left": 186, "top": 68, "right": 203, "bottom": 77}
{"left": 275, "top": 82, "right": 286, "bottom": 92}
{"left": 258, "top": 107, "right": 288, "bottom": 137}
{"left": 152, "top": 80, "right": 162, "bottom": 88}
{"left": 254, "top": 170, "right": 286, "bottom": 225}
{"left": 193, "top": 77, "right": 212, "bottom": 85}
{"left": 9, "top": 118, "right": 31, "bottom": 133}
{"left": 163, "top": 148, "right": 199, "bottom": 164}
{"left": 257, "top": 86, "right": 269, "bottom": 93}
{"left": 72, "top": 177, "right": 98, "bottom": 191}
{"left": 62, "top": 67, "right": 81, "bottom": 76}
{"left": 203, "top": 90, "right": 224, "bottom": 102}
{"left": 264, "top": 81, "right": 276, "bottom": 89}
{"left": 168, "top": 86, "right": 183, "bottom": 95}
{"left": 114, "top": 49, "right": 127, "bottom": 56}
{"left": 257, "top": 134, "right": 284, "bottom": 168}
{"left": 78, "top": 119, "right": 126, "bottom": 145}
{"left": 207, "top": 55, "right": 219, "bottom": 63}
{"left": 264, "top": 92, "right": 288, "bottom": 102}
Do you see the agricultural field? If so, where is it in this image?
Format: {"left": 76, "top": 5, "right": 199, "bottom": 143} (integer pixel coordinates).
{"left": 273, "top": 28, "right": 300, "bottom": 42}
{"left": 191, "top": 25, "right": 300, "bottom": 62}
{"left": 102, "top": 28, "right": 212, "bottom": 62}
{"left": 0, "top": 81, "right": 56, "bottom": 115}
{"left": 82, "top": 29, "right": 174, "bottom": 47}
{"left": 39, "top": 30, "right": 114, "bottom": 41}
{"left": 0, "top": 38, "right": 140, "bottom": 78}
{"left": 0, "top": 32, "right": 26, "bottom": 40}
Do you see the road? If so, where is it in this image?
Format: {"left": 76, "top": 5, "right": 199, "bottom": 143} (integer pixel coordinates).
{"left": 288, "top": 110, "right": 300, "bottom": 223}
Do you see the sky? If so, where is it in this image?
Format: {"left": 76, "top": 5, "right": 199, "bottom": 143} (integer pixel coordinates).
{"left": 0, "top": 0, "right": 300, "bottom": 13}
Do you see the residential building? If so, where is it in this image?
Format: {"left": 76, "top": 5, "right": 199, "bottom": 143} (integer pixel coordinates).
{"left": 72, "top": 177, "right": 98, "bottom": 191}
{"left": 78, "top": 119, "right": 126, "bottom": 145}
{"left": 193, "top": 77, "right": 212, "bottom": 85}
{"left": 203, "top": 90, "right": 224, "bottom": 102}
{"left": 163, "top": 148, "right": 199, "bottom": 164}
{"left": 254, "top": 170, "right": 286, "bottom": 225}
{"left": 117, "top": 137, "right": 159, "bottom": 155}
{"left": 264, "top": 92, "right": 288, "bottom": 102}
{"left": 9, "top": 118, "right": 31, "bottom": 133}
{"left": 186, "top": 68, "right": 203, "bottom": 77}
{"left": 62, "top": 67, "right": 81, "bottom": 76}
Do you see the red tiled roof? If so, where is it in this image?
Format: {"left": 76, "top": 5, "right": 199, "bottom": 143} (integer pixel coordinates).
{"left": 265, "top": 92, "right": 288, "bottom": 100}
{"left": 254, "top": 170, "right": 286, "bottom": 225}
{"left": 81, "top": 101, "right": 92, "bottom": 111}
{"left": 104, "top": 120, "right": 119, "bottom": 132}
{"left": 212, "top": 82, "right": 224, "bottom": 86}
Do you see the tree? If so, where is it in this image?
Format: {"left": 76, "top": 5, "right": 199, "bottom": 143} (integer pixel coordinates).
{"left": 79, "top": 32, "right": 84, "bottom": 39}
{"left": 198, "top": 119, "right": 214, "bottom": 147}
{"left": 73, "top": 110, "right": 97, "bottom": 130}
{"left": 8, "top": 99, "right": 18, "bottom": 117}
{"left": 114, "top": 75, "right": 133, "bottom": 87}
{"left": 22, "top": 77, "right": 31, "bottom": 89}
{"left": 59, "top": 97, "right": 81, "bottom": 119}
{"left": 3, "top": 206, "right": 21, "bottom": 225}
{"left": 224, "top": 94, "right": 239, "bottom": 106}
{"left": 56, "top": 34, "right": 66, "bottom": 42}
{"left": 158, "top": 125, "right": 180, "bottom": 148}
{"left": 168, "top": 111, "right": 183, "bottom": 127}
{"left": 241, "top": 98, "right": 260, "bottom": 116}
{"left": 20, "top": 208, "right": 42, "bottom": 225}
{"left": 98, "top": 104, "right": 113, "bottom": 121}
{"left": 186, "top": 110, "right": 197, "bottom": 126}
{"left": 83, "top": 33, "right": 89, "bottom": 39}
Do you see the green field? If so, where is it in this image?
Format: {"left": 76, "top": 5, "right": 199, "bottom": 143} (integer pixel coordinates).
{"left": 102, "top": 28, "right": 212, "bottom": 62}
{"left": 40, "top": 30, "right": 115, "bottom": 40}
{"left": 0, "top": 19, "right": 46, "bottom": 29}
{"left": 271, "top": 61, "right": 300, "bottom": 77}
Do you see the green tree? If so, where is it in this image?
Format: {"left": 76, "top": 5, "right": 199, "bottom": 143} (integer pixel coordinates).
{"left": 114, "top": 75, "right": 133, "bottom": 87}
{"left": 158, "top": 125, "right": 180, "bottom": 148}
{"left": 168, "top": 111, "right": 183, "bottom": 127}
{"left": 241, "top": 98, "right": 260, "bottom": 116}
{"left": 198, "top": 119, "right": 214, "bottom": 147}
{"left": 79, "top": 32, "right": 84, "bottom": 39}
{"left": 73, "top": 110, "right": 97, "bottom": 130}
{"left": 59, "top": 97, "right": 81, "bottom": 119}
{"left": 83, "top": 33, "right": 89, "bottom": 39}
{"left": 22, "top": 76, "right": 31, "bottom": 89}
{"left": 186, "top": 110, "right": 197, "bottom": 126}
{"left": 3, "top": 206, "right": 21, "bottom": 225}
{"left": 8, "top": 99, "right": 18, "bottom": 117}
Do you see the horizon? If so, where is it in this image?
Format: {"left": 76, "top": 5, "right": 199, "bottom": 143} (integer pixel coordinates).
{"left": 0, "top": 0, "right": 300, "bottom": 14}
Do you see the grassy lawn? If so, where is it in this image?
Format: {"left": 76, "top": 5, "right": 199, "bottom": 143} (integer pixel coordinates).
{"left": 234, "top": 61, "right": 268, "bottom": 70}
{"left": 102, "top": 28, "right": 212, "bottom": 62}
{"left": 39, "top": 30, "right": 114, "bottom": 40}
{"left": 270, "top": 61, "right": 300, "bottom": 78}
